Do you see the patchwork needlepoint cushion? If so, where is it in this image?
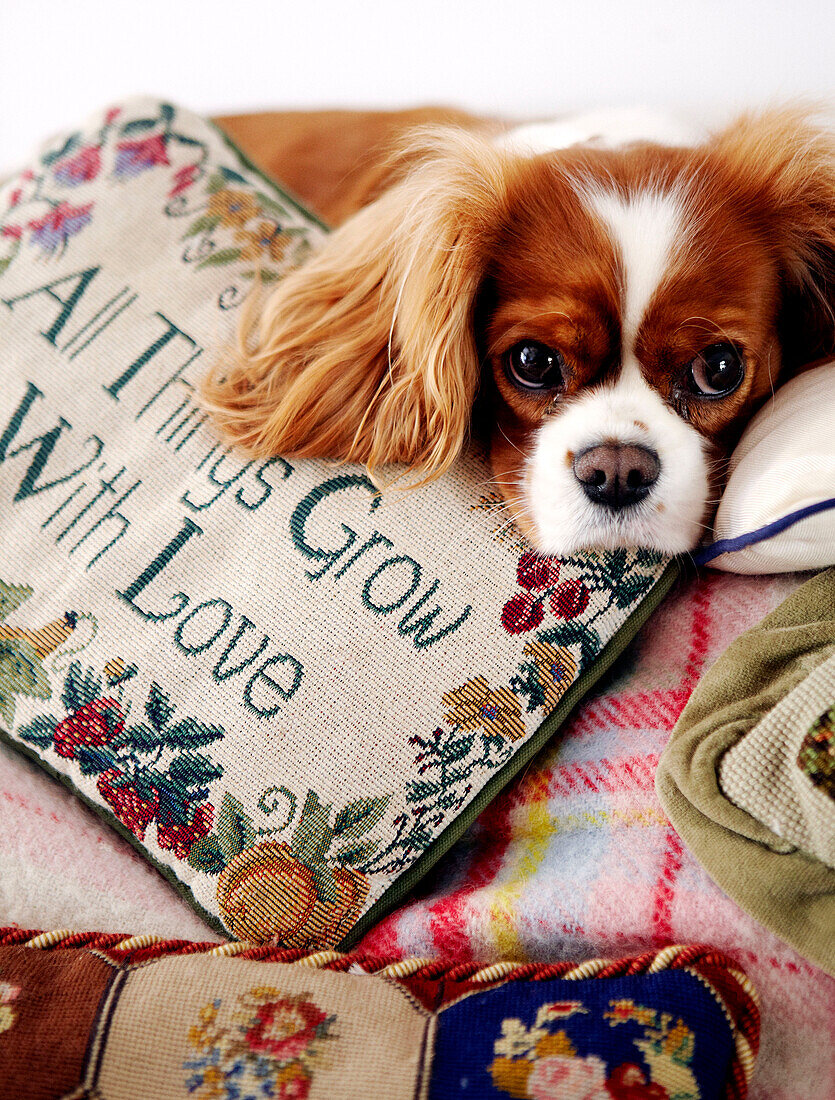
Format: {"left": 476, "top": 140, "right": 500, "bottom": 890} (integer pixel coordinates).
{"left": 0, "top": 98, "right": 677, "bottom": 949}
{"left": 0, "top": 931, "right": 759, "bottom": 1100}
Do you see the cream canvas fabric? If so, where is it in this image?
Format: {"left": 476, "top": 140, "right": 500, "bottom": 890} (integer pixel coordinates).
{"left": 0, "top": 98, "right": 675, "bottom": 947}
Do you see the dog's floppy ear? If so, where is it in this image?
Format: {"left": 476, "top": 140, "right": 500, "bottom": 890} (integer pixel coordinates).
{"left": 713, "top": 107, "right": 835, "bottom": 373}
{"left": 202, "top": 127, "right": 509, "bottom": 482}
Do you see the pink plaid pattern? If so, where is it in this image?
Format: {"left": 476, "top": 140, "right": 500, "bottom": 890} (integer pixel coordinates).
{"left": 356, "top": 571, "right": 835, "bottom": 1100}
{"left": 1, "top": 570, "right": 833, "bottom": 1097}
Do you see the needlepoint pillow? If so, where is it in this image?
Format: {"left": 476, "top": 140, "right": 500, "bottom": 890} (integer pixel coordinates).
{"left": 0, "top": 932, "right": 760, "bottom": 1100}
{"left": 0, "top": 98, "right": 677, "bottom": 948}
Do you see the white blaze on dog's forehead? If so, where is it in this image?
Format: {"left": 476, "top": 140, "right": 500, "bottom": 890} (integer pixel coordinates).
{"left": 521, "top": 183, "right": 706, "bottom": 555}
{"left": 581, "top": 185, "right": 687, "bottom": 347}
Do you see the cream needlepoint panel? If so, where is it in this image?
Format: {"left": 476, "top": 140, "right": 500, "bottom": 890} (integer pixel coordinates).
{"left": 95, "top": 956, "right": 429, "bottom": 1100}
{"left": 0, "top": 98, "right": 673, "bottom": 947}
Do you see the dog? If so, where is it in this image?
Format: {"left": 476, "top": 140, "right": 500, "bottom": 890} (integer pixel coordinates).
{"left": 205, "top": 105, "right": 835, "bottom": 555}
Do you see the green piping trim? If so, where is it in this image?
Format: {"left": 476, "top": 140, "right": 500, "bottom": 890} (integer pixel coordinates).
{"left": 0, "top": 724, "right": 230, "bottom": 940}
{"left": 339, "top": 556, "right": 682, "bottom": 949}
{"left": 208, "top": 118, "right": 331, "bottom": 232}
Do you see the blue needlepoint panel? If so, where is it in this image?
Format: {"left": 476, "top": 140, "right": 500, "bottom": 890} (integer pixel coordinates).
{"left": 428, "top": 969, "right": 734, "bottom": 1099}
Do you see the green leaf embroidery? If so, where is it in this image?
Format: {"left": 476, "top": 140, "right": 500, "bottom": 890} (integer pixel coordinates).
{"left": 196, "top": 248, "right": 243, "bottom": 270}
{"left": 241, "top": 268, "right": 282, "bottom": 283}
{"left": 219, "top": 167, "right": 248, "bottom": 184}
{"left": 169, "top": 752, "right": 223, "bottom": 789}
{"left": 123, "top": 723, "right": 160, "bottom": 754}
{"left": 335, "top": 839, "right": 379, "bottom": 866}
{"left": 540, "top": 620, "right": 602, "bottom": 667}
{"left": 183, "top": 214, "right": 221, "bottom": 238}
{"left": 61, "top": 661, "right": 101, "bottom": 712}
{"left": 442, "top": 736, "right": 475, "bottom": 762}
{"left": 405, "top": 780, "right": 441, "bottom": 803}
{"left": 0, "top": 639, "right": 51, "bottom": 726}
{"left": 17, "top": 714, "right": 57, "bottom": 748}
{"left": 331, "top": 796, "right": 391, "bottom": 843}
{"left": 121, "top": 118, "right": 157, "bottom": 134}
{"left": 254, "top": 191, "right": 290, "bottom": 219}
{"left": 0, "top": 580, "right": 33, "bottom": 622}
{"left": 41, "top": 133, "right": 80, "bottom": 166}
{"left": 311, "top": 863, "right": 339, "bottom": 906}
{"left": 217, "top": 792, "right": 256, "bottom": 863}
{"left": 205, "top": 173, "right": 227, "bottom": 195}
{"left": 291, "top": 791, "right": 333, "bottom": 866}
{"left": 133, "top": 769, "right": 168, "bottom": 801}
{"left": 613, "top": 574, "right": 655, "bottom": 609}
{"left": 145, "top": 682, "right": 175, "bottom": 731}
{"left": 163, "top": 720, "right": 225, "bottom": 749}
{"left": 187, "top": 834, "right": 227, "bottom": 875}
{"left": 603, "top": 548, "right": 629, "bottom": 584}
{"left": 76, "top": 747, "right": 116, "bottom": 777}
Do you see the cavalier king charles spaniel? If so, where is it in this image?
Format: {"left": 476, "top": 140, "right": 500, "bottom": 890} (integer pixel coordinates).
{"left": 205, "top": 105, "right": 835, "bottom": 555}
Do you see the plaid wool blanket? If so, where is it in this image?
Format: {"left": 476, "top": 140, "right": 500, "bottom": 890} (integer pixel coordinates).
{"left": 1, "top": 569, "right": 833, "bottom": 1098}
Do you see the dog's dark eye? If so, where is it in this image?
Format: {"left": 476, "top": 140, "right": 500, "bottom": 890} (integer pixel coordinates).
{"left": 687, "top": 343, "right": 745, "bottom": 397}
{"left": 506, "top": 341, "right": 564, "bottom": 391}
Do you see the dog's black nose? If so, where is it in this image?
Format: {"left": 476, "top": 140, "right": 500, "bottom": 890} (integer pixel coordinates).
{"left": 573, "top": 443, "right": 660, "bottom": 509}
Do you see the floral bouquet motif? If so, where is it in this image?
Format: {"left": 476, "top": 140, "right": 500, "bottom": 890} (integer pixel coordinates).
{"left": 488, "top": 997, "right": 698, "bottom": 1100}
{"left": 185, "top": 986, "right": 336, "bottom": 1099}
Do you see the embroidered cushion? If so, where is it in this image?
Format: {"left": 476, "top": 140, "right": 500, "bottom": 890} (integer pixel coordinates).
{"left": 0, "top": 931, "right": 759, "bottom": 1100}
{"left": 696, "top": 361, "right": 835, "bottom": 573}
{"left": 0, "top": 98, "right": 676, "bottom": 949}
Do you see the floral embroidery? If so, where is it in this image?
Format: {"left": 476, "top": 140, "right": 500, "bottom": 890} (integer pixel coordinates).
{"left": 507, "top": 549, "right": 663, "bottom": 670}
{"left": 185, "top": 986, "right": 335, "bottom": 1099}
{"left": 207, "top": 188, "right": 259, "bottom": 228}
{"left": 798, "top": 704, "right": 835, "bottom": 798}
{"left": 522, "top": 641, "right": 578, "bottom": 712}
{"left": 186, "top": 787, "right": 388, "bottom": 947}
{"left": 528, "top": 1054, "right": 609, "bottom": 1100}
{"left": 28, "top": 201, "right": 93, "bottom": 255}
{"left": 502, "top": 554, "right": 593, "bottom": 637}
{"left": 606, "top": 1000, "right": 659, "bottom": 1028}
{"left": 0, "top": 100, "right": 318, "bottom": 308}
{"left": 236, "top": 220, "right": 290, "bottom": 263}
{"left": 488, "top": 996, "right": 699, "bottom": 1099}
{"left": 365, "top": 635, "right": 576, "bottom": 876}
{"left": 114, "top": 133, "right": 171, "bottom": 177}
{"left": 18, "top": 658, "right": 224, "bottom": 856}
{"left": 53, "top": 145, "right": 101, "bottom": 186}
{"left": 174, "top": 167, "right": 313, "bottom": 306}
{"left": 0, "top": 101, "right": 670, "bottom": 951}
{"left": 0, "top": 981, "right": 20, "bottom": 1035}
{"left": 442, "top": 676, "right": 526, "bottom": 743}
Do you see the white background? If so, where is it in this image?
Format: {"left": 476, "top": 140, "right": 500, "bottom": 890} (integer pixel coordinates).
{"left": 3, "top": 0, "right": 834, "bottom": 170}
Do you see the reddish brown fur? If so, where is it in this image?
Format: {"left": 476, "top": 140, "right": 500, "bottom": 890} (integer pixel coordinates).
{"left": 205, "top": 107, "right": 835, "bottom": 546}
